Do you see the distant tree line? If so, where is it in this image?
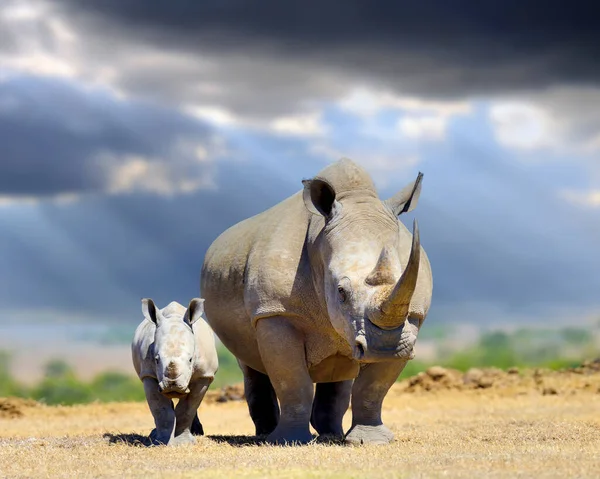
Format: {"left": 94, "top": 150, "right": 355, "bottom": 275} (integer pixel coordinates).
{"left": 1, "top": 326, "right": 597, "bottom": 405}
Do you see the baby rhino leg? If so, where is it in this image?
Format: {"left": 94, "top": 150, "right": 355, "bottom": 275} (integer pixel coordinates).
{"left": 143, "top": 377, "right": 175, "bottom": 446}
{"left": 172, "top": 377, "right": 212, "bottom": 446}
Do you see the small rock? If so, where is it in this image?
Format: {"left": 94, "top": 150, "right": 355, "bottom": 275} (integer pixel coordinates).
{"left": 507, "top": 367, "right": 519, "bottom": 375}
{"left": 426, "top": 366, "right": 447, "bottom": 380}
{"left": 543, "top": 387, "right": 558, "bottom": 396}
{"left": 464, "top": 368, "right": 484, "bottom": 385}
{"left": 478, "top": 376, "right": 494, "bottom": 389}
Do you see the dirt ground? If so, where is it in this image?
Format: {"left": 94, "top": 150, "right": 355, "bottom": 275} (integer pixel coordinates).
{"left": 1, "top": 362, "right": 599, "bottom": 478}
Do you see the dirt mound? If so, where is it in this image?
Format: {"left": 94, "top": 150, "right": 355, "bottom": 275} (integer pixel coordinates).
{"left": 402, "top": 366, "right": 518, "bottom": 393}
{"left": 205, "top": 383, "right": 245, "bottom": 404}
{"left": 205, "top": 361, "right": 600, "bottom": 402}
{"left": 567, "top": 358, "right": 600, "bottom": 374}
{"left": 0, "top": 398, "right": 39, "bottom": 418}
{"left": 398, "top": 359, "right": 600, "bottom": 395}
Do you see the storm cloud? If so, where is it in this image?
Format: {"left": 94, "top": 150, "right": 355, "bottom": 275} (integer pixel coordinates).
{"left": 52, "top": 0, "right": 600, "bottom": 98}
{"left": 2, "top": 0, "right": 600, "bottom": 332}
{"left": 0, "top": 74, "right": 226, "bottom": 197}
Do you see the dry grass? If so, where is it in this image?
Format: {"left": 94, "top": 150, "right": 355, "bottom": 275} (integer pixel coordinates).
{"left": 1, "top": 371, "right": 600, "bottom": 478}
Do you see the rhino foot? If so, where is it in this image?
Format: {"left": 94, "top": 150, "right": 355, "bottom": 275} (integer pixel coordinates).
{"left": 345, "top": 424, "right": 394, "bottom": 445}
{"left": 148, "top": 430, "right": 171, "bottom": 446}
{"left": 315, "top": 433, "right": 344, "bottom": 445}
{"left": 266, "top": 426, "right": 314, "bottom": 446}
{"left": 169, "top": 430, "right": 197, "bottom": 447}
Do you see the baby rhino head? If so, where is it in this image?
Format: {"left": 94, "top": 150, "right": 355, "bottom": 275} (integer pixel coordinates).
{"left": 141, "top": 298, "right": 205, "bottom": 399}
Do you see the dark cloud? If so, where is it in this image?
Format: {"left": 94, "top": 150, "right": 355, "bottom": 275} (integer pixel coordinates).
{"left": 0, "top": 74, "right": 219, "bottom": 196}
{"left": 3, "top": 142, "right": 600, "bottom": 325}
{"left": 0, "top": 160, "right": 296, "bottom": 319}
{"left": 2, "top": 0, "right": 600, "bottom": 332}
{"left": 54, "top": 0, "right": 600, "bottom": 99}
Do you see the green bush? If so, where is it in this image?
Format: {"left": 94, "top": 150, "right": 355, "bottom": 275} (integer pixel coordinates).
{"left": 32, "top": 376, "right": 94, "bottom": 405}
{"left": 30, "top": 360, "right": 92, "bottom": 405}
{"left": 213, "top": 344, "right": 243, "bottom": 388}
{"left": 90, "top": 372, "right": 146, "bottom": 402}
{"left": 1, "top": 323, "right": 599, "bottom": 405}
{"left": 0, "top": 351, "right": 27, "bottom": 397}
{"left": 399, "top": 360, "right": 428, "bottom": 378}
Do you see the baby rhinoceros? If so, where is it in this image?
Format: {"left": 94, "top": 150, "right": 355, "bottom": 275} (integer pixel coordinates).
{"left": 132, "top": 298, "right": 218, "bottom": 446}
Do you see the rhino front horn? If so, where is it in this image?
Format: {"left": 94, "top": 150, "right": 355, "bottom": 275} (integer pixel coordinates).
{"left": 374, "top": 219, "right": 421, "bottom": 330}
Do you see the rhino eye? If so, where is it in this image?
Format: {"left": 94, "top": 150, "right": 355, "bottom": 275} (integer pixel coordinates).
{"left": 154, "top": 355, "right": 160, "bottom": 363}
{"left": 337, "top": 286, "right": 347, "bottom": 303}
{"left": 189, "top": 357, "right": 193, "bottom": 363}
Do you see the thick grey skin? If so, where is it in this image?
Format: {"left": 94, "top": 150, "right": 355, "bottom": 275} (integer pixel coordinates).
{"left": 201, "top": 158, "right": 432, "bottom": 445}
{"left": 132, "top": 298, "right": 218, "bottom": 446}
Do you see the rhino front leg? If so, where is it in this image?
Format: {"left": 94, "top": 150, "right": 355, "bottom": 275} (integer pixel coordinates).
{"left": 143, "top": 377, "right": 176, "bottom": 446}
{"left": 239, "top": 361, "right": 280, "bottom": 436}
{"left": 345, "top": 360, "right": 407, "bottom": 445}
{"left": 256, "top": 317, "right": 314, "bottom": 445}
{"left": 172, "top": 377, "right": 212, "bottom": 446}
{"left": 311, "top": 381, "right": 352, "bottom": 438}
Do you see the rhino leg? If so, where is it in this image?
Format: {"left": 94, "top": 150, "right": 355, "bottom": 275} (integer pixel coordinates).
{"left": 239, "top": 361, "right": 280, "bottom": 436}
{"left": 172, "top": 377, "right": 212, "bottom": 445}
{"left": 256, "top": 317, "right": 314, "bottom": 445}
{"left": 143, "top": 377, "right": 176, "bottom": 446}
{"left": 191, "top": 414, "right": 204, "bottom": 436}
{"left": 345, "top": 360, "right": 407, "bottom": 445}
{"left": 310, "top": 381, "right": 352, "bottom": 438}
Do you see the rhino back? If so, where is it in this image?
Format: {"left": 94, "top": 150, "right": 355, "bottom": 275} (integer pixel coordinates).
{"left": 202, "top": 191, "right": 320, "bottom": 323}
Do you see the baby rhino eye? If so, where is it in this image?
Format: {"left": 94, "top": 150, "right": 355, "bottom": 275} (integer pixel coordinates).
{"left": 338, "top": 286, "right": 347, "bottom": 303}
{"left": 189, "top": 357, "right": 193, "bottom": 363}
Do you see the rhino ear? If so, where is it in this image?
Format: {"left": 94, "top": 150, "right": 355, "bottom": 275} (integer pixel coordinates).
{"left": 184, "top": 298, "right": 205, "bottom": 327}
{"left": 384, "top": 172, "right": 423, "bottom": 216}
{"left": 302, "top": 178, "right": 338, "bottom": 218}
{"left": 141, "top": 298, "right": 159, "bottom": 325}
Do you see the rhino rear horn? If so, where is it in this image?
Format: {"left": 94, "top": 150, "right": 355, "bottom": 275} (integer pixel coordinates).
{"left": 366, "top": 246, "right": 397, "bottom": 286}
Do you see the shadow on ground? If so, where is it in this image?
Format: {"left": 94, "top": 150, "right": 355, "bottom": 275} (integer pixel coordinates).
{"left": 207, "top": 435, "right": 266, "bottom": 446}
{"left": 104, "top": 432, "right": 344, "bottom": 447}
{"left": 208, "top": 434, "right": 344, "bottom": 446}
{"left": 103, "top": 433, "right": 153, "bottom": 447}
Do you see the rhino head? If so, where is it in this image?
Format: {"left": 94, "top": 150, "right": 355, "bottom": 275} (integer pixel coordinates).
{"left": 303, "top": 159, "right": 429, "bottom": 363}
{"left": 141, "top": 298, "right": 204, "bottom": 398}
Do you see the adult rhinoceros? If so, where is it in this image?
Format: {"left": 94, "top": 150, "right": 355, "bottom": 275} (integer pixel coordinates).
{"left": 201, "top": 158, "right": 432, "bottom": 445}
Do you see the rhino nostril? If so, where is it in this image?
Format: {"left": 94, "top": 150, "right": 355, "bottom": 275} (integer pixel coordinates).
{"left": 165, "top": 361, "right": 179, "bottom": 379}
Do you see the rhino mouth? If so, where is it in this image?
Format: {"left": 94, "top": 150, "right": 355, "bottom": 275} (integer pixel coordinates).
{"left": 158, "top": 380, "right": 190, "bottom": 398}
{"left": 352, "top": 321, "right": 417, "bottom": 363}
{"left": 162, "top": 390, "right": 188, "bottom": 399}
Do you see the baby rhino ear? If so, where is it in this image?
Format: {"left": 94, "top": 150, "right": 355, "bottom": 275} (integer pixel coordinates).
{"left": 184, "top": 298, "right": 205, "bottom": 327}
{"left": 141, "top": 298, "right": 159, "bottom": 324}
